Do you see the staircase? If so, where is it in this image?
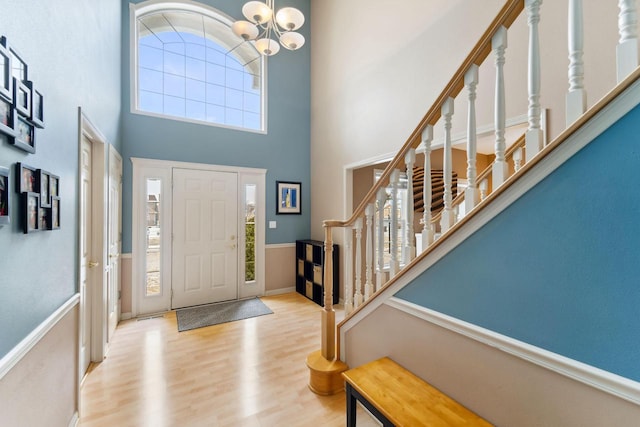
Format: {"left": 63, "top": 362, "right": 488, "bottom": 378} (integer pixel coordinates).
{"left": 307, "top": 0, "right": 640, "bottom": 424}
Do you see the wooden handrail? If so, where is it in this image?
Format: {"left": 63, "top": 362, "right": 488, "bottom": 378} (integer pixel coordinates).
{"left": 323, "top": 0, "right": 524, "bottom": 230}
{"left": 335, "top": 64, "right": 640, "bottom": 360}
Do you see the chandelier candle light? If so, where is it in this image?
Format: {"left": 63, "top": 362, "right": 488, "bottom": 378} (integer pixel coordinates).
{"left": 232, "top": 0, "right": 305, "bottom": 56}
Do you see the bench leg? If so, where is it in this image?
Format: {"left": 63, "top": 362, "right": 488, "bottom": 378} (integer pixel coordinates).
{"left": 346, "top": 383, "right": 357, "bottom": 427}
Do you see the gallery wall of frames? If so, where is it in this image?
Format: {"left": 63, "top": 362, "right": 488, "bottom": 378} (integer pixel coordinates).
{"left": 0, "top": 35, "right": 59, "bottom": 234}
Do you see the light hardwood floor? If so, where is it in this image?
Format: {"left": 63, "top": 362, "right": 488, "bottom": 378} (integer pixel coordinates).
{"left": 79, "top": 293, "right": 379, "bottom": 427}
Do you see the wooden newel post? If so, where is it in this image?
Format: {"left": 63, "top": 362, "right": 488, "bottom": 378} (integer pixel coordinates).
{"left": 321, "top": 224, "right": 335, "bottom": 361}
{"left": 307, "top": 222, "right": 348, "bottom": 396}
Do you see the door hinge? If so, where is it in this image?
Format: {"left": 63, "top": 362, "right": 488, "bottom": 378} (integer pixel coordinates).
{"left": 118, "top": 290, "right": 121, "bottom": 300}
{"left": 171, "top": 289, "right": 174, "bottom": 299}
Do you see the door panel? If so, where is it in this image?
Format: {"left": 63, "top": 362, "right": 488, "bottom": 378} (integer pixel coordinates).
{"left": 172, "top": 168, "right": 238, "bottom": 309}
{"left": 107, "top": 147, "right": 122, "bottom": 342}
{"left": 80, "top": 136, "right": 92, "bottom": 376}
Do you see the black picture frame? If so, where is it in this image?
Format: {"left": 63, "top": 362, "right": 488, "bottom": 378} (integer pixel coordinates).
{"left": 13, "top": 77, "right": 30, "bottom": 118}
{"left": 0, "top": 166, "right": 9, "bottom": 226}
{"left": 26, "top": 81, "right": 43, "bottom": 128}
{"left": 0, "top": 37, "right": 12, "bottom": 103}
{"left": 0, "top": 96, "right": 16, "bottom": 138}
{"left": 12, "top": 115, "right": 35, "bottom": 153}
{"left": 39, "top": 204, "right": 49, "bottom": 230}
{"left": 276, "top": 181, "right": 301, "bottom": 215}
{"left": 37, "top": 169, "right": 51, "bottom": 207}
{"left": 47, "top": 195, "right": 60, "bottom": 230}
{"left": 22, "top": 191, "right": 39, "bottom": 234}
{"left": 9, "top": 45, "right": 27, "bottom": 83}
{"left": 49, "top": 173, "right": 59, "bottom": 198}
{"left": 16, "top": 162, "right": 37, "bottom": 193}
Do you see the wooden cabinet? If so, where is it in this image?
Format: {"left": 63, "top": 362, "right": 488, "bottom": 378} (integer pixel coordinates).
{"left": 295, "top": 240, "right": 339, "bottom": 306}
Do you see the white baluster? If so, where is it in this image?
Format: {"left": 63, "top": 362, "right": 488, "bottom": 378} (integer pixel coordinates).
{"left": 440, "top": 97, "right": 455, "bottom": 233}
{"left": 344, "top": 230, "right": 353, "bottom": 315}
{"left": 353, "top": 218, "right": 363, "bottom": 308}
{"left": 492, "top": 26, "right": 508, "bottom": 187}
{"left": 617, "top": 0, "right": 639, "bottom": 82}
{"left": 513, "top": 147, "right": 523, "bottom": 172}
{"left": 364, "top": 204, "right": 374, "bottom": 300}
{"left": 376, "top": 187, "right": 387, "bottom": 291}
{"left": 566, "top": 0, "right": 587, "bottom": 126}
{"left": 389, "top": 169, "right": 400, "bottom": 277}
{"left": 464, "top": 65, "right": 480, "bottom": 214}
{"left": 404, "top": 149, "right": 416, "bottom": 264}
{"left": 421, "top": 125, "right": 434, "bottom": 250}
{"left": 480, "top": 178, "right": 489, "bottom": 201}
{"left": 525, "top": 0, "right": 544, "bottom": 162}
{"left": 431, "top": 220, "right": 438, "bottom": 241}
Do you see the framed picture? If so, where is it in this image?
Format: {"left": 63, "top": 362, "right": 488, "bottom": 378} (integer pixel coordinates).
{"left": 39, "top": 205, "right": 48, "bottom": 230}
{"left": 0, "top": 96, "right": 16, "bottom": 138}
{"left": 47, "top": 196, "right": 60, "bottom": 230}
{"left": 9, "top": 46, "right": 27, "bottom": 83}
{"left": 0, "top": 37, "right": 12, "bottom": 102}
{"left": 12, "top": 115, "right": 35, "bottom": 153}
{"left": 0, "top": 166, "right": 9, "bottom": 226}
{"left": 22, "top": 191, "right": 39, "bottom": 234}
{"left": 16, "top": 162, "right": 37, "bottom": 193}
{"left": 13, "top": 77, "right": 30, "bottom": 118}
{"left": 276, "top": 181, "right": 301, "bottom": 214}
{"left": 26, "top": 81, "right": 43, "bottom": 128}
{"left": 49, "top": 173, "right": 59, "bottom": 197}
{"left": 37, "top": 169, "right": 51, "bottom": 207}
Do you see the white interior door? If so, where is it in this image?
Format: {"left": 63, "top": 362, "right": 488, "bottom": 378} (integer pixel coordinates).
{"left": 172, "top": 168, "right": 238, "bottom": 309}
{"left": 79, "top": 135, "right": 93, "bottom": 375}
{"left": 107, "top": 147, "right": 122, "bottom": 342}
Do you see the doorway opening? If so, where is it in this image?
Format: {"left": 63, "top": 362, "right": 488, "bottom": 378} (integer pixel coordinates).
{"left": 132, "top": 158, "right": 266, "bottom": 317}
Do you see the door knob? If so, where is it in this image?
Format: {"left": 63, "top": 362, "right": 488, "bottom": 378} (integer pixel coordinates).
{"left": 88, "top": 261, "right": 99, "bottom": 268}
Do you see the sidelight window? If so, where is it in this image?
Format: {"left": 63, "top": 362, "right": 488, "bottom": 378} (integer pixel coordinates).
{"left": 145, "top": 178, "right": 161, "bottom": 296}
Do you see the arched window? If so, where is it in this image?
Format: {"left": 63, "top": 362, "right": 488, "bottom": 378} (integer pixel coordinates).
{"left": 131, "top": 1, "right": 265, "bottom": 132}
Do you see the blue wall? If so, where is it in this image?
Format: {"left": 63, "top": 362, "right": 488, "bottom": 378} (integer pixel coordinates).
{"left": 396, "top": 104, "right": 640, "bottom": 382}
{"left": 0, "top": 0, "right": 122, "bottom": 358}
{"left": 120, "top": 0, "right": 311, "bottom": 252}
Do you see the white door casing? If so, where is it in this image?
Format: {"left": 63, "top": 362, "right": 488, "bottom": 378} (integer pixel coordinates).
{"left": 78, "top": 109, "right": 108, "bottom": 369}
{"left": 172, "top": 168, "right": 238, "bottom": 309}
{"left": 107, "top": 146, "right": 123, "bottom": 342}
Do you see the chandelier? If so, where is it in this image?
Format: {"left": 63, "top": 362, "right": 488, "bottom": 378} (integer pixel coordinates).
{"left": 231, "top": 0, "right": 305, "bottom": 56}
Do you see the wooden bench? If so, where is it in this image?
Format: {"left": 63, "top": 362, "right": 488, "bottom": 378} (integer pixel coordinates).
{"left": 342, "top": 357, "right": 492, "bottom": 427}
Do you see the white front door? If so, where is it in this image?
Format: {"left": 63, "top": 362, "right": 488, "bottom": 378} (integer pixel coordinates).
{"left": 172, "top": 168, "right": 238, "bottom": 309}
{"left": 107, "top": 147, "right": 122, "bottom": 342}
{"left": 79, "top": 135, "right": 93, "bottom": 375}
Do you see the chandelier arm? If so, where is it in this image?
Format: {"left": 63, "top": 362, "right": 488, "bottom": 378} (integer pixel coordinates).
{"left": 271, "top": 21, "right": 285, "bottom": 39}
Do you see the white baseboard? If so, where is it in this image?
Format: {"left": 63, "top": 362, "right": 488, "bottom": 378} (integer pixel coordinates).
{"left": 120, "top": 312, "right": 132, "bottom": 320}
{"left": 265, "top": 287, "right": 295, "bottom": 296}
{"left": 0, "top": 294, "right": 80, "bottom": 380}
